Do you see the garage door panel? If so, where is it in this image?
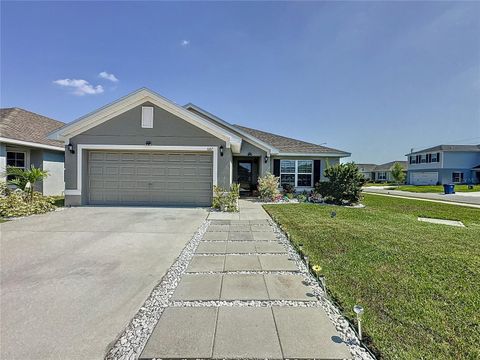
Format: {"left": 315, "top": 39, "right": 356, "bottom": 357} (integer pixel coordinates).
{"left": 411, "top": 172, "right": 438, "bottom": 185}
{"left": 88, "top": 150, "right": 213, "bottom": 206}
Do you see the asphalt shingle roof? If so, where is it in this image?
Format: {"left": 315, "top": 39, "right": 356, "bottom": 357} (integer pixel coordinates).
{"left": 233, "top": 125, "right": 349, "bottom": 155}
{"left": 408, "top": 144, "right": 480, "bottom": 155}
{"left": 373, "top": 161, "right": 407, "bottom": 171}
{"left": 0, "top": 108, "right": 64, "bottom": 149}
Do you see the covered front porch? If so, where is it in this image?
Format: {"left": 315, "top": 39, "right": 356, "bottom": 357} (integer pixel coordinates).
{"left": 232, "top": 156, "right": 263, "bottom": 196}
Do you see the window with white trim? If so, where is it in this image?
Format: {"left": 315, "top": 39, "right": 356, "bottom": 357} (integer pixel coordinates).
{"left": 141, "top": 106, "right": 154, "bottom": 128}
{"left": 280, "top": 160, "right": 313, "bottom": 187}
{"left": 452, "top": 172, "right": 464, "bottom": 183}
{"left": 377, "top": 171, "right": 387, "bottom": 181}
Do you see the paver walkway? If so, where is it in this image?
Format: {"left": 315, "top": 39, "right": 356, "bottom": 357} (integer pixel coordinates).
{"left": 140, "top": 200, "right": 351, "bottom": 359}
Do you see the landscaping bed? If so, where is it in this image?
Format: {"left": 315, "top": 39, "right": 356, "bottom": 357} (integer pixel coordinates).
{"left": 264, "top": 194, "right": 480, "bottom": 359}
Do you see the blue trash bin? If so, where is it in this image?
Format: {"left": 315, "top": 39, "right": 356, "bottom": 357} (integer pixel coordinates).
{"left": 443, "top": 184, "right": 455, "bottom": 194}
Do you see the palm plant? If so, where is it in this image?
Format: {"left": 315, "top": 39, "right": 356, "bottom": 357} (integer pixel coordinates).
{"left": 6, "top": 165, "right": 49, "bottom": 201}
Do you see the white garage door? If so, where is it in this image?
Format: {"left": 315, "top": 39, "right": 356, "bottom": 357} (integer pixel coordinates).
{"left": 87, "top": 151, "right": 213, "bottom": 206}
{"left": 410, "top": 172, "right": 438, "bottom": 185}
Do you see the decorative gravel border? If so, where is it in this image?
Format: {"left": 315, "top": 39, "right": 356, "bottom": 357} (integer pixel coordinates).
{"left": 105, "top": 220, "right": 210, "bottom": 360}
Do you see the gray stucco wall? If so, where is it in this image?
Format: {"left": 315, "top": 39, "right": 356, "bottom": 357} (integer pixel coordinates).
{"left": 0, "top": 143, "right": 6, "bottom": 181}
{"left": 65, "top": 102, "right": 231, "bottom": 205}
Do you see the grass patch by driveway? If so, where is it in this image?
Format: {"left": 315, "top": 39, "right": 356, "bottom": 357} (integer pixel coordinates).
{"left": 264, "top": 195, "right": 480, "bottom": 359}
{"left": 392, "top": 185, "right": 480, "bottom": 193}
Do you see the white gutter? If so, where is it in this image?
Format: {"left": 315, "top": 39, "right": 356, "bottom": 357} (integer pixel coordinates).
{"left": 0, "top": 137, "right": 65, "bottom": 152}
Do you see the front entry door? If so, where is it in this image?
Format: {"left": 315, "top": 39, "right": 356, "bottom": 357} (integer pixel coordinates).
{"left": 237, "top": 160, "right": 254, "bottom": 194}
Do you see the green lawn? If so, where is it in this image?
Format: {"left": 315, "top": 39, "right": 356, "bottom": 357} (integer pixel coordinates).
{"left": 391, "top": 184, "right": 480, "bottom": 193}
{"left": 264, "top": 195, "right": 480, "bottom": 360}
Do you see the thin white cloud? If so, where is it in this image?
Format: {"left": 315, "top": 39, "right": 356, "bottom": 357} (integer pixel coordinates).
{"left": 99, "top": 71, "right": 119, "bottom": 82}
{"left": 53, "top": 79, "right": 104, "bottom": 96}
{"left": 180, "top": 39, "right": 190, "bottom": 47}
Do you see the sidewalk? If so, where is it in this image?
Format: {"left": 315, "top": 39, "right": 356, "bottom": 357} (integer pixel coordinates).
{"left": 139, "top": 200, "right": 353, "bottom": 359}
{"left": 363, "top": 187, "right": 480, "bottom": 208}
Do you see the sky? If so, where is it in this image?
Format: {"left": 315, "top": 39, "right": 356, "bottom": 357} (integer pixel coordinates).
{"left": 1, "top": 1, "right": 479, "bottom": 164}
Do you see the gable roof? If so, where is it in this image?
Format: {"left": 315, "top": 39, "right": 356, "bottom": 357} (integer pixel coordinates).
{"left": 373, "top": 161, "right": 407, "bottom": 171}
{"left": 233, "top": 125, "right": 350, "bottom": 156}
{"left": 356, "top": 163, "right": 377, "bottom": 172}
{"left": 49, "top": 88, "right": 242, "bottom": 153}
{"left": 407, "top": 144, "right": 480, "bottom": 156}
{"left": 0, "top": 108, "right": 65, "bottom": 150}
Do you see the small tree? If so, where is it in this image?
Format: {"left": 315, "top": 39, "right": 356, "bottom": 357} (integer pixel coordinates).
{"left": 6, "top": 165, "right": 49, "bottom": 201}
{"left": 391, "top": 162, "right": 406, "bottom": 185}
{"left": 315, "top": 162, "right": 365, "bottom": 205}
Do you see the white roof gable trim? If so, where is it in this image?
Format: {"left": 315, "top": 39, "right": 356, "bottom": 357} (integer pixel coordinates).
{"left": 49, "top": 88, "right": 242, "bottom": 153}
{"left": 184, "top": 103, "right": 279, "bottom": 155}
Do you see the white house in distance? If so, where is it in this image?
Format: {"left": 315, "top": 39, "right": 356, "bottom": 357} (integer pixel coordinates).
{"left": 406, "top": 145, "right": 480, "bottom": 185}
{"left": 0, "top": 108, "right": 65, "bottom": 195}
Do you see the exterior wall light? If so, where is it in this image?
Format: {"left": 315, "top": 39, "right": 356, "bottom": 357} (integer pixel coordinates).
{"left": 67, "top": 143, "right": 75, "bottom": 154}
{"left": 265, "top": 156, "right": 269, "bottom": 164}
{"left": 146, "top": 140, "right": 152, "bottom": 146}
{"left": 248, "top": 152, "right": 252, "bottom": 156}
{"left": 353, "top": 304, "right": 364, "bottom": 341}
{"left": 219, "top": 145, "right": 224, "bottom": 157}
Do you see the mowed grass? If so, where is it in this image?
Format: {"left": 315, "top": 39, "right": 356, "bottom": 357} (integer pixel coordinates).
{"left": 392, "top": 184, "right": 480, "bottom": 193}
{"left": 264, "top": 195, "right": 480, "bottom": 360}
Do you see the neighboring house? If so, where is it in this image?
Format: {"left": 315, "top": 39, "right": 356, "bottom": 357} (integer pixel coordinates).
{"left": 356, "top": 163, "right": 377, "bottom": 181}
{"left": 406, "top": 145, "right": 480, "bottom": 185}
{"left": 49, "top": 88, "right": 350, "bottom": 206}
{"left": 356, "top": 161, "right": 407, "bottom": 182}
{"left": 0, "top": 108, "right": 65, "bottom": 195}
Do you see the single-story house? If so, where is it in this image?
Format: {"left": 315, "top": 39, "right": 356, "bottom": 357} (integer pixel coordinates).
{"left": 356, "top": 161, "right": 407, "bottom": 182}
{"left": 356, "top": 163, "right": 377, "bottom": 181}
{"left": 406, "top": 144, "right": 480, "bottom": 185}
{"left": 1, "top": 108, "right": 65, "bottom": 195}
{"left": 49, "top": 88, "right": 350, "bottom": 206}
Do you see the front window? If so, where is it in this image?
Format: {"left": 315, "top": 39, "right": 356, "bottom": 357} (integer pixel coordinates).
{"left": 377, "top": 172, "right": 387, "bottom": 180}
{"left": 452, "top": 172, "right": 464, "bottom": 183}
{"left": 6, "top": 151, "right": 26, "bottom": 181}
{"left": 280, "top": 160, "right": 313, "bottom": 187}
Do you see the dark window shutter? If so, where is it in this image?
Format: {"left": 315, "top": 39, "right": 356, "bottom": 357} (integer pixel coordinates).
{"left": 313, "top": 160, "right": 321, "bottom": 185}
{"left": 437, "top": 152, "right": 440, "bottom": 163}
{"left": 273, "top": 159, "right": 280, "bottom": 176}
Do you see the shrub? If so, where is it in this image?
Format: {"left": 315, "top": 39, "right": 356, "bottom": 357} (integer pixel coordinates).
{"left": 6, "top": 165, "right": 49, "bottom": 201}
{"left": 315, "top": 162, "right": 366, "bottom": 205}
{"left": 0, "top": 181, "right": 10, "bottom": 196}
{"left": 297, "top": 194, "right": 307, "bottom": 203}
{"left": 257, "top": 173, "right": 280, "bottom": 201}
{"left": 212, "top": 184, "right": 240, "bottom": 212}
{"left": 282, "top": 183, "right": 295, "bottom": 194}
{"left": 0, "top": 191, "right": 56, "bottom": 218}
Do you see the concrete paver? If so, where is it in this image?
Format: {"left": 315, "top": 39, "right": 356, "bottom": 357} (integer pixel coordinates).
{"left": 224, "top": 255, "right": 261, "bottom": 271}
{"left": 213, "top": 307, "right": 283, "bottom": 359}
{"left": 253, "top": 231, "right": 278, "bottom": 241}
{"left": 141, "top": 307, "right": 217, "bottom": 359}
{"left": 259, "top": 255, "right": 298, "bottom": 271}
{"left": 228, "top": 231, "right": 254, "bottom": 241}
{"left": 264, "top": 274, "right": 315, "bottom": 300}
{"left": 255, "top": 242, "right": 287, "bottom": 253}
{"left": 203, "top": 232, "right": 229, "bottom": 241}
{"left": 273, "top": 307, "right": 352, "bottom": 359}
{"left": 186, "top": 256, "right": 225, "bottom": 272}
{"left": 221, "top": 274, "right": 269, "bottom": 300}
{"left": 171, "top": 274, "right": 222, "bottom": 300}
{"left": 196, "top": 242, "right": 227, "bottom": 254}
{"left": 225, "top": 242, "right": 257, "bottom": 253}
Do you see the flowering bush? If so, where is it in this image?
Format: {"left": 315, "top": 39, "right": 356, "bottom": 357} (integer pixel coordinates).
{"left": 212, "top": 183, "right": 240, "bottom": 212}
{"left": 257, "top": 173, "right": 280, "bottom": 201}
{"left": 0, "top": 191, "right": 56, "bottom": 218}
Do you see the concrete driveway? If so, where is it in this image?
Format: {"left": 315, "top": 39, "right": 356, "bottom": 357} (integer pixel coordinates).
{"left": 0, "top": 206, "right": 208, "bottom": 360}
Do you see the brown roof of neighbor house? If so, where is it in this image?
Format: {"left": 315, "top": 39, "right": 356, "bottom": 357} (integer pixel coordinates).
{"left": 0, "top": 108, "right": 64, "bottom": 149}
{"left": 373, "top": 161, "right": 407, "bottom": 171}
{"left": 407, "top": 144, "right": 480, "bottom": 156}
{"left": 233, "top": 125, "right": 349, "bottom": 155}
